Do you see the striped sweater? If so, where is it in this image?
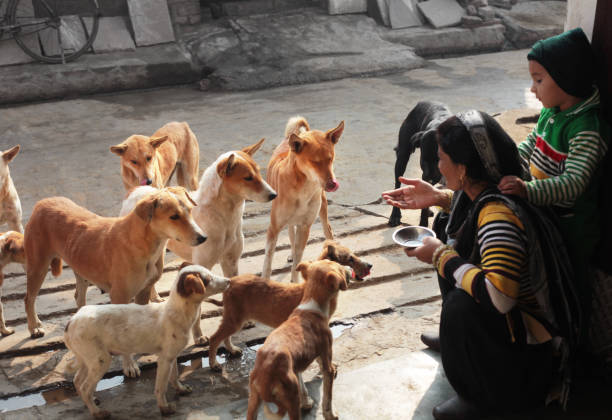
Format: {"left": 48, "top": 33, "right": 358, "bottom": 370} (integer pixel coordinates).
{"left": 518, "top": 88, "right": 608, "bottom": 209}
{"left": 437, "top": 201, "right": 551, "bottom": 344}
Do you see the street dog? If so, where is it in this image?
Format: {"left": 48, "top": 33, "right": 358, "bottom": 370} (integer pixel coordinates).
{"left": 64, "top": 264, "right": 229, "bottom": 418}
{"left": 262, "top": 116, "right": 344, "bottom": 283}
{"left": 389, "top": 101, "right": 451, "bottom": 227}
{"left": 0, "top": 145, "right": 24, "bottom": 234}
{"left": 124, "top": 139, "right": 277, "bottom": 345}
{"left": 247, "top": 259, "right": 348, "bottom": 420}
{"left": 24, "top": 187, "right": 206, "bottom": 349}
{"left": 110, "top": 121, "right": 200, "bottom": 191}
{"left": 207, "top": 240, "right": 371, "bottom": 373}
{"left": 0, "top": 231, "right": 30, "bottom": 336}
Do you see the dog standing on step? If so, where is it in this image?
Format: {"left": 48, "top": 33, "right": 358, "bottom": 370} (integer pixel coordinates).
{"left": 64, "top": 264, "right": 229, "bottom": 418}
{"left": 389, "top": 101, "right": 451, "bottom": 227}
{"left": 247, "top": 259, "right": 348, "bottom": 420}
{"left": 0, "top": 231, "right": 26, "bottom": 336}
{"left": 123, "top": 139, "right": 277, "bottom": 345}
{"left": 111, "top": 121, "right": 200, "bottom": 191}
{"left": 0, "top": 145, "right": 23, "bottom": 234}
{"left": 207, "top": 240, "right": 371, "bottom": 373}
{"left": 263, "top": 116, "right": 344, "bottom": 283}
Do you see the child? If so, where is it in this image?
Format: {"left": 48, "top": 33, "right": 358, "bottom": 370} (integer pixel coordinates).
{"left": 498, "top": 28, "right": 609, "bottom": 337}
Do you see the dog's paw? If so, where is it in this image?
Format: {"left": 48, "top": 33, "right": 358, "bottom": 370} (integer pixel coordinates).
{"left": 122, "top": 360, "right": 141, "bottom": 378}
{"left": 159, "top": 402, "right": 176, "bottom": 416}
{"left": 210, "top": 362, "right": 222, "bottom": 373}
{"left": 228, "top": 347, "right": 243, "bottom": 358}
{"left": 194, "top": 335, "right": 209, "bottom": 347}
{"left": 150, "top": 295, "right": 165, "bottom": 303}
{"left": 323, "top": 411, "right": 338, "bottom": 420}
{"left": 30, "top": 327, "right": 45, "bottom": 339}
{"left": 1, "top": 327, "right": 15, "bottom": 337}
{"left": 176, "top": 381, "right": 192, "bottom": 395}
{"left": 93, "top": 409, "right": 111, "bottom": 419}
{"left": 300, "top": 395, "right": 314, "bottom": 411}
{"left": 286, "top": 255, "right": 293, "bottom": 263}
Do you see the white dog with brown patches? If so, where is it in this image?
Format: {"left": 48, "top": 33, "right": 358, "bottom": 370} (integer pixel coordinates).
{"left": 123, "top": 139, "right": 277, "bottom": 345}
{"left": 0, "top": 145, "right": 23, "bottom": 234}
{"left": 64, "top": 264, "right": 229, "bottom": 419}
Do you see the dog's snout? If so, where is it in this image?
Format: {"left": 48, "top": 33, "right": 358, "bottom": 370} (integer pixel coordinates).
{"left": 145, "top": 179, "right": 152, "bottom": 185}
{"left": 325, "top": 179, "right": 339, "bottom": 193}
{"left": 196, "top": 234, "right": 207, "bottom": 245}
{"left": 268, "top": 192, "right": 277, "bottom": 201}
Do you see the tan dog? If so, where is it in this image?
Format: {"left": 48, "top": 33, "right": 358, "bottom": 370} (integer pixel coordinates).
{"left": 0, "top": 145, "right": 24, "bottom": 233}
{"left": 208, "top": 240, "right": 371, "bottom": 372}
{"left": 262, "top": 116, "right": 344, "bottom": 283}
{"left": 110, "top": 121, "right": 200, "bottom": 191}
{"left": 64, "top": 264, "right": 229, "bottom": 418}
{"left": 247, "top": 259, "right": 348, "bottom": 420}
{"left": 24, "top": 187, "right": 206, "bottom": 346}
{"left": 0, "top": 231, "right": 26, "bottom": 336}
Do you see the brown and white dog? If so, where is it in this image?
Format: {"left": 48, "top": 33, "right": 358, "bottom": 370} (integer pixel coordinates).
{"left": 0, "top": 145, "right": 23, "bottom": 234}
{"left": 262, "top": 117, "right": 344, "bottom": 283}
{"left": 110, "top": 121, "right": 200, "bottom": 191}
{"left": 247, "top": 259, "right": 348, "bottom": 420}
{"left": 64, "top": 264, "right": 229, "bottom": 418}
{"left": 0, "top": 231, "right": 26, "bottom": 336}
{"left": 123, "top": 139, "right": 277, "bottom": 345}
{"left": 24, "top": 187, "right": 206, "bottom": 347}
{"left": 207, "top": 240, "right": 371, "bottom": 372}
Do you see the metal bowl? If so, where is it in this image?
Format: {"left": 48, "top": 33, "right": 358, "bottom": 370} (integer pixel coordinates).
{"left": 392, "top": 226, "right": 436, "bottom": 249}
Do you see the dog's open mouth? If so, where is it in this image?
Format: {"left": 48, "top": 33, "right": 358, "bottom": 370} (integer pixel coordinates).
{"left": 325, "top": 179, "right": 339, "bottom": 192}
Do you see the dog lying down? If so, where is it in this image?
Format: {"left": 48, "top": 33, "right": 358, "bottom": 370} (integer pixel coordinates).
{"left": 64, "top": 264, "right": 229, "bottom": 418}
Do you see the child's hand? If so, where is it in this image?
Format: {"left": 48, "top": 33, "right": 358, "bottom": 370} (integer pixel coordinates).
{"left": 498, "top": 176, "right": 527, "bottom": 198}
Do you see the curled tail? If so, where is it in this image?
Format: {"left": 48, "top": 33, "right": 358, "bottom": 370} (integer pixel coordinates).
{"left": 284, "top": 116, "right": 310, "bottom": 139}
{"left": 51, "top": 258, "right": 62, "bottom": 277}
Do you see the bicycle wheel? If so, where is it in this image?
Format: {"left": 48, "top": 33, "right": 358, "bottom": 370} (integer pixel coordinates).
{"left": 9, "top": 0, "right": 100, "bottom": 64}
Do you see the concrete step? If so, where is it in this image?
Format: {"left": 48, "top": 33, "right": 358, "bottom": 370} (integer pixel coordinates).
{"left": 206, "top": 0, "right": 318, "bottom": 18}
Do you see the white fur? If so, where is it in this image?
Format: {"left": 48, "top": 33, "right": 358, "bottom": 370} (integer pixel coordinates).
{"left": 0, "top": 147, "right": 23, "bottom": 233}
{"left": 64, "top": 266, "right": 229, "bottom": 417}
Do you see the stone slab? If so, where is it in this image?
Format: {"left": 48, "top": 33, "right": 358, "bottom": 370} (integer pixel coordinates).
{"left": 367, "top": 0, "right": 390, "bottom": 26}
{"left": 127, "top": 0, "right": 175, "bottom": 47}
{"left": 327, "top": 0, "right": 368, "bottom": 15}
{"left": 389, "top": 0, "right": 423, "bottom": 29}
{"left": 0, "top": 38, "right": 37, "bottom": 66}
{"left": 417, "top": 0, "right": 465, "bottom": 29}
{"left": 84, "top": 16, "right": 136, "bottom": 53}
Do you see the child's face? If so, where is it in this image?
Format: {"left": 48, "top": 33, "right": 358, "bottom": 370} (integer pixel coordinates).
{"left": 529, "top": 60, "right": 574, "bottom": 110}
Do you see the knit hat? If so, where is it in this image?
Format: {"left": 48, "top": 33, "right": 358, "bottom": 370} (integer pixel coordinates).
{"left": 527, "top": 28, "right": 595, "bottom": 98}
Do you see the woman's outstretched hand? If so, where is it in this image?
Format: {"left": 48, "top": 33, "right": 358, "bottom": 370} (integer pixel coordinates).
{"left": 382, "top": 177, "right": 444, "bottom": 210}
{"left": 404, "top": 236, "right": 442, "bottom": 264}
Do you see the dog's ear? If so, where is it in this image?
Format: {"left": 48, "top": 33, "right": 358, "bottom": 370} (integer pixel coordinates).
{"left": 321, "top": 240, "right": 337, "bottom": 261}
{"left": 110, "top": 143, "right": 128, "bottom": 156}
{"left": 149, "top": 135, "right": 168, "bottom": 149}
{"left": 217, "top": 154, "right": 236, "bottom": 177}
{"left": 134, "top": 194, "right": 159, "bottom": 222}
{"left": 327, "top": 271, "right": 347, "bottom": 292}
{"left": 242, "top": 138, "right": 265, "bottom": 156}
{"left": 2, "top": 145, "right": 20, "bottom": 163}
{"left": 325, "top": 121, "right": 344, "bottom": 144}
{"left": 2, "top": 238, "right": 14, "bottom": 254}
{"left": 177, "top": 272, "right": 205, "bottom": 297}
{"left": 296, "top": 261, "right": 310, "bottom": 280}
{"left": 289, "top": 134, "right": 304, "bottom": 154}
{"left": 183, "top": 189, "right": 197, "bottom": 206}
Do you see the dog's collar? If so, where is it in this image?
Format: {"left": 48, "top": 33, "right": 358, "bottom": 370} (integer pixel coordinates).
{"left": 297, "top": 299, "right": 329, "bottom": 318}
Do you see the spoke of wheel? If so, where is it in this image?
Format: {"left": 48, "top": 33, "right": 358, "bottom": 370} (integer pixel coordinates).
{"left": 56, "top": 20, "right": 65, "bottom": 64}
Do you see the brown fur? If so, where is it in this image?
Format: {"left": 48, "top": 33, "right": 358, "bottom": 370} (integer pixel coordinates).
{"left": 111, "top": 121, "right": 200, "bottom": 191}
{"left": 247, "top": 260, "right": 347, "bottom": 420}
{"left": 0, "top": 231, "right": 30, "bottom": 336}
{"left": 262, "top": 117, "right": 344, "bottom": 283}
{"left": 208, "top": 240, "right": 369, "bottom": 371}
{"left": 24, "top": 187, "right": 205, "bottom": 338}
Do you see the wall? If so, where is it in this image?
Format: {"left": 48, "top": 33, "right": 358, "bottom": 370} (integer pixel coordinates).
{"left": 564, "top": 0, "right": 596, "bottom": 40}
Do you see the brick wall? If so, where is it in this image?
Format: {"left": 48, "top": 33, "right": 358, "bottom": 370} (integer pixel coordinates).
{"left": 167, "top": 0, "right": 202, "bottom": 25}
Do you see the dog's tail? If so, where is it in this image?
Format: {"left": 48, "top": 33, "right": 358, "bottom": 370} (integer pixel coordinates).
{"left": 205, "top": 297, "right": 223, "bottom": 307}
{"left": 284, "top": 116, "right": 310, "bottom": 139}
{"left": 51, "top": 258, "right": 62, "bottom": 277}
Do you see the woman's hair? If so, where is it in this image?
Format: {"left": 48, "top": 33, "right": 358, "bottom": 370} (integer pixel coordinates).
{"left": 437, "top": 112, "right": 524, "bottom": 184}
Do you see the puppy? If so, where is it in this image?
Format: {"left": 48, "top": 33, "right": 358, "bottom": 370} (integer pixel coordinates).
{"left": 247, "top": 259, "right": 348, "bottom": 420}
{"left": 263, "top": 116, "right": 344, "bottom": 283}
{"left": 208, "top": 240, "right": 371, "bottom": 375}
{"left": 110, "top": 121, "right": 200, "bottom": 191}
{"left": 0, "top": 145, "right": 23, "bottom": 233}
{"left": 64, "top": 264, "right": 229, "bottom": 418}
{"left": 123, "top": 139, "right": 277, "bottom": 344}
{"left": 24, "top": 187, "right": 206, "bottom": 347}
{"left": 389, "top": 101, "right": 451, "bottom": 227}
{"left": 0, "top": 231, "right": 26, "bottom": 336}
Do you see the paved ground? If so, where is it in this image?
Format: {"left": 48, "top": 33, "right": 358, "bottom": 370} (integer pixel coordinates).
{"left": 1, "top": 49, "right": 610, "bottom": 419}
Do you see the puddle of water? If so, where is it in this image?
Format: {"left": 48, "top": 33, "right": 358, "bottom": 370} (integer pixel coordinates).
{"left": 331, "top": 321, "right": 354, "bottom": 338}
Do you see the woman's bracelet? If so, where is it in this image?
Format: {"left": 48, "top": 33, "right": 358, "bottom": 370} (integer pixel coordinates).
{"left": 439, "top": 190, "right": 453, "bottom": 213}
{"left": 432, "top": 244, "right": 454, "bottom": 272}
